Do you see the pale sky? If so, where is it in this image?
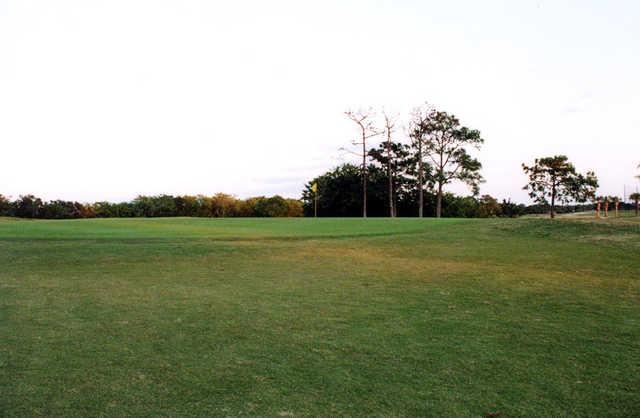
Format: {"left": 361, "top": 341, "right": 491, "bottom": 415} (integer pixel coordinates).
{"left": 1, "top": 0, "right": 639, "bottom": 203}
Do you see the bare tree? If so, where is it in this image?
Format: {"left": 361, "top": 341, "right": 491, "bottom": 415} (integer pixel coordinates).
{"left": 343, "top": 109, "right": 380, "bottom": 218}
{"left": 382, "top": 111, "right": 398, "bottom": 217}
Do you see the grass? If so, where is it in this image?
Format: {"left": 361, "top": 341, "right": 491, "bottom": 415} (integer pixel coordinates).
{"left": 1, "top": 217, "right": 639, "bottom": 416}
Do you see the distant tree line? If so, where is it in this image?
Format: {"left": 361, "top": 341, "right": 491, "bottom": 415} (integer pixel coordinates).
{"left": 0, "top": 194, "right": 303, "bottom": 219}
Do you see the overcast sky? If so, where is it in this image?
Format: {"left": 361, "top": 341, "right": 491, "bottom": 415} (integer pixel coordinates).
{"left": 1, "top": 0, "right": 639, "bottom": 203}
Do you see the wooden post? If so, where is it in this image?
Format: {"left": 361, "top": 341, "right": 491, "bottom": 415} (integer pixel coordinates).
{"left": 314, "top": 193, "right": 318, "bottom": 218}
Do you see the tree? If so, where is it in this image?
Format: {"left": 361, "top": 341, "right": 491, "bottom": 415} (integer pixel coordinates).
{"left": 368, "top": 140, "right": 414, "bottom": 217}
{"left": 253, "top": 196, "right": 290, "bottom": 217}
{"left": 40, "top": 200, "right": 85, "bottom": 219}
{"left": 522, "top": 155, "right": 598, "bottom": 219}
{"left": 500, "top": 199, "right": 526, "bottom": 218}
{"left": 174, "top": 195, "right": 198, "bottom": 217}
{"left": 14, "top": 195, "right": 43, "bottom": 218}
{"left": 211, "top": 193, "right": 238, "bottom": 217}
{"left": 382, "top": 111, "right": 398, "bottom": 217}
{"left": 302, "top": 164, "right": 388, "bottom": 217}
{"left": 131, "top": 195, "right": 176, "bottom": 217}
{"left": 630, "top": 192, "right": 640, "bottom": 216}
{"left": 413, "top": 108, "right": 484, "bottom": 218}
{"left": 284, "top": 199, "right": 304, "bottom": 217}
{"left": 344, "top": 109, "right": 380, "bottom": 218}
{"left": 476, "top": 195, "right": 502, "bottom": 218}
{"left": 94, "top": 199, "right": 137, "bottom": 217}
{"left": 408, "top": 106, "right": 432, "bottom": 218}
{"left": 0, "top": 194, "right": 13, "bottom": 217}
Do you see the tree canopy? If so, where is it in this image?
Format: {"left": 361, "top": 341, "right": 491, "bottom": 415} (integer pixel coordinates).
{"left": 410, "top": 108, "right": 484, "bottom": 217}
{"left": 0, "top": 194, "right": 303, "bottom": 219}
{"left": 522, "top": 155, "right": 598, "bottom": 218}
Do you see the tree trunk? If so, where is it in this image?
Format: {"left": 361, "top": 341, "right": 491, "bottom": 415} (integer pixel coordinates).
{"left": 550, "top": 183, "right": 556, "bottom": 219}
{"left": 436, "top": 151, "right": 443, "bottom": 219}
{"left": 436, "top": 182, "right": 443, "bottom": 218}
{"left": 388, "top": 169, "right": 393, "bottom": 217}
{"left": 387, "top": 136, "right": 394, "bottom": 218}
{"left": 362, "top": 132, "right": 367, "bottom": 218}
{"left": 418, "top": 141, "right": 423, "bottom": 218}
{"left": 393, "top": 189, "right": 398, "bottom": 217}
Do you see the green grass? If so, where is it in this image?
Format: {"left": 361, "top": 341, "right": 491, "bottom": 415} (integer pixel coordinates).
{"left": 1, "top": 217, "right": 639, "bottom": 417}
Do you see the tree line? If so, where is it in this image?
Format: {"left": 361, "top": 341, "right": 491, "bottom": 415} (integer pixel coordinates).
{"left": 337, "top": 106, "right": 484, "bottom": 218}
{"left": 0, "top": 194, "right": 303, "bottom": 219}
{"left": 2, "top": 187, "right": 611, "bottom": 220}
{"left": 301, "top": 105, "right": 604, "bottom": 219}
{"left": 300, "top": 163, "right": 605, "bottom": 218}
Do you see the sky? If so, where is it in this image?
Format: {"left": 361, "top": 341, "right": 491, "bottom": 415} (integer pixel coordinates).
{"left": 1, "top": 0, "right": 639, "bottom": 203}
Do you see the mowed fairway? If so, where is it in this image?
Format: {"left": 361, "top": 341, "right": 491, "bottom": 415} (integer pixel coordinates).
{"left": 1, "top": 217, "right": 639, "bottom": 416}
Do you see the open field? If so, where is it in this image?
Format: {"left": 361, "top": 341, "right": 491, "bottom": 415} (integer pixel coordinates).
{"left": 1, "top": 217, "right": 639, "bottom": 416}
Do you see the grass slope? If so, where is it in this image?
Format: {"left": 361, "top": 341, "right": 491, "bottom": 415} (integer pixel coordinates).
{"left": 1, "top": 217, "right": 639, "bottom": 416}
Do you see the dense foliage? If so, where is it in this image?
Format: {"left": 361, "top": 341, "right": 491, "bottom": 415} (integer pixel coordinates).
{"left": 302, "top": 164, "right": 528, "bottom": 218}
{"left": 0, "top": 193, "right": 303, "bottom": 219}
